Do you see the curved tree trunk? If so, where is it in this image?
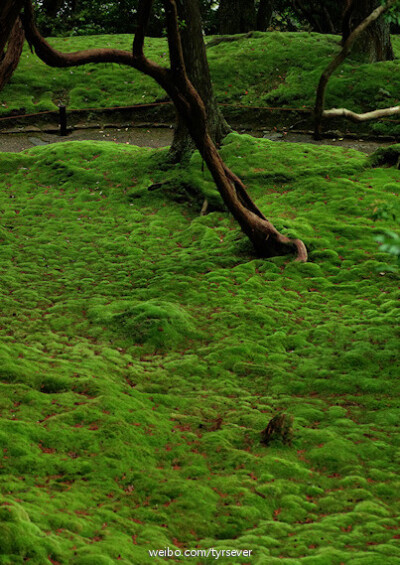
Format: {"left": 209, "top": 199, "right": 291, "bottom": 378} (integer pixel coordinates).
{"left": 21, "top": 0, "right": 307, "bottom": 262}
{"left": 342, "top": 0, "right": 394, "bottom": 61}
{"left": 0, "top": 19, "right": 25, "bottom": 91}
{"left": 170, "top": 0, "right": 230, "bottom": 162}
{"left": 218, "top": 0, "right": 256, "bottom": 34}
{"left": 0, "top": 0, "right": 25, "bottom": 52}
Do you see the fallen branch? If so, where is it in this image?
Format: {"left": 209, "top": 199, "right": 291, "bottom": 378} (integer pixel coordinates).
{"left": 323, "top": 105, "right": 400, "bottom": 123}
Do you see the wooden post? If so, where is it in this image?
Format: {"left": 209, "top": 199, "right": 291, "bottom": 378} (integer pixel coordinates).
{"left": 59, "top": 104, "right": 67, "bottom": 136}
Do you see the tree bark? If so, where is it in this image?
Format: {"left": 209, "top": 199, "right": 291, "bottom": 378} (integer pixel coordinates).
{"left": 0, "top": 18, "right": 25, "bottom": 91}
{"left": 256, "top": 0, "right": 273, "bottom": 32}
{"left": 218, "top": 0, "right": 256, "bottom": 34}
{"left": 21, "top": 0, "right": 307, "bottom": 261}
{"left": 342, "top": 0, "right": 394, "bottom": 61}
{"left": 169, "top": 0, "right": 230, "bottom": 162}
{"left": 314, "top": 0, "right": 395, "bottom": 139}
{"left": 0, "top": 0, "right": 25, "bottom": 53}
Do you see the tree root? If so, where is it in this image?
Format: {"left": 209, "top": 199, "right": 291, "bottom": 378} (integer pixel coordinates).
{"left": 223, "top": 165, "right": 308, "bottom": 261}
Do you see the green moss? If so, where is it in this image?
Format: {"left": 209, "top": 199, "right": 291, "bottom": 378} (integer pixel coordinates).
{"left": 91, "top": 299, "right": 199, "bottom": 351}
{"left": 0, "top": 135, "right": 399, "bottom": 563}
{"left": 73, "top": 556, "right": 115, "bottom": 565}
{"left": 2, "top": 33, "right": 400, "bottom": 135}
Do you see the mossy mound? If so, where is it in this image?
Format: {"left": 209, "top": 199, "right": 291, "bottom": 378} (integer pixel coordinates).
{"left": 0, "top": 135, "right": 399, "bottom": 563}
{"left": 92, "top": 299, "right": 198, "bottom": 350}
{"left": 1, "top": 32, "right": 400, "bottom": 135}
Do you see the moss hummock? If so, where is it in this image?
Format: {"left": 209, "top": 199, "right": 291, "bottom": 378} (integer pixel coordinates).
{"left": 0, "top": 134, "right": 399, "bottom": 564}
{"left": 1, "top": 32, "right": 400, "bottom": 135}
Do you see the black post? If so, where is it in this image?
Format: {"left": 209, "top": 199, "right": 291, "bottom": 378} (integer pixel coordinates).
{"left": 59, "top": 105, "right": 67, "bottom": 136}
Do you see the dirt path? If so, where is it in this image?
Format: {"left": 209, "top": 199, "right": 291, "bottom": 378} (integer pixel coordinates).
{"left": 0, "top": 125, "right": 392, "bottom": 154}
{"left": 261, "top": 131, "right": 392, "bottom": 154}
{"left": 0, "top": 126, "right": 174, "bottom": 153}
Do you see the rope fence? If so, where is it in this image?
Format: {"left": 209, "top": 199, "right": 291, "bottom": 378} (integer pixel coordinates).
{"left": 0, "top": 101, "right": 173, "bottom": 123}
{"left": 0, "top": 101, "right": 399, "bottom": 134}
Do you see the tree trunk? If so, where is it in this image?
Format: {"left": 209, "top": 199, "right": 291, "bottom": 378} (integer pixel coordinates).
{"left": 21, "top": 0, "right": 307, "bottom": 262}
{"left": 41, "top": 0, "right": 65, "bottom": 18}
{"left": 256, "top": 0, "right": 273, "bottom": 32}
{"left": 0, "top": 18, "right": 25, "bottom": 91}
{"left": 0, "top": 0, "right": 25, "bottom": 52}
{"left": 218, "top": 0, "right": 256, "bottom": 34}
{"left": 170, "top": 0, "right": 230, "bottom": 162}
{"left": 342, "top": 0, "right": 394, "bottom": 61}
{"left": 314, "top": 0, "right": 394, "bottom": 139}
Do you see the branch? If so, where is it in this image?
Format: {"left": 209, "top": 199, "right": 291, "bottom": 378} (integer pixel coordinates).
{"left": 21, "top": 0, "right": 135, "bottom": 67}
{"left": 132, "top": 0, "right": 153, "bottom": 58}
{"left": 21, "top": 0, "right": 170, "bottom": 91}
{"left": 161, "top": 0, "right": 207, "bottom": 128}
{"left": 163, "top": 0, "right": 187, "bottom": 82}
{"left": 322, "top": 105, "right": 400, "bottom": 122}
{"left": 20, "top": 0, "right": 307, "bottom": 263}
{"left": 314, "top": 0, "right": 395, "bottom": 138}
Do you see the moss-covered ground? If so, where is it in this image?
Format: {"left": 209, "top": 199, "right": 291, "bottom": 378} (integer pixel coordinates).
{"left": 0, "top": 133, "right": 399, "bottom": 564}
{"left": 1, "top": 32, "right": 400, "bottom": 135}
